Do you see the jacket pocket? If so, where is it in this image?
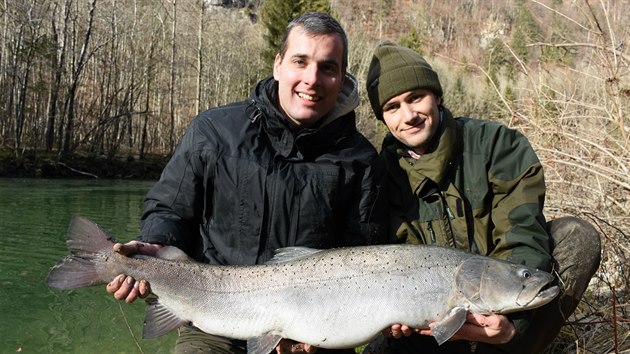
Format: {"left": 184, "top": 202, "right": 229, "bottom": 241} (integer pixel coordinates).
{"left": 290, "top": 163, "right": 340, "bottom": 248}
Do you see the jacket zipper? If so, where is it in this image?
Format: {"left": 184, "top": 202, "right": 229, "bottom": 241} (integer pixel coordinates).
{"left": 439, "top": 191, "right": 457, "bottom": 247}
{"left": 427, "top": 221, "right": 436, "bottom": 243}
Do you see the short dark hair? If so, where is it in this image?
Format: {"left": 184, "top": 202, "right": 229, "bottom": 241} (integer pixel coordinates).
{"left": 279, "top": 12, "right": 348, "bottom": 72}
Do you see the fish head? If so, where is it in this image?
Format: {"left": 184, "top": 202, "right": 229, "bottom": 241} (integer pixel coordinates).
{"left": 454, "top": 256, "right": 559, "bottom": 314}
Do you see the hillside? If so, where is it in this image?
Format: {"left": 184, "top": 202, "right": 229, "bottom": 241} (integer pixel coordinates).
{"left": 0, "top": 1, "right": 628, "bottom": 351}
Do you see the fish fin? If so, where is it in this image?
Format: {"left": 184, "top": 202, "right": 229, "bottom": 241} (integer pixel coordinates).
{"left": 431, "top": 307, "right": 468, "bottom": 345}
{"left": 46, "top": 255, "right": 105, "bottom": 289}
{"left": 46, "top": 217, "right": 115, "bottom": 289}
{"left": 66, "top": 216, "right": 118, "bottom": 255}
{"left": 246, "top": 334, "right": 282, "bottom": 354}
{"left": 156, "top": 246, "right": 194, "bottom": 261}
{"left": 266, "top": 247, "right": 323, "bottom": 264}
{"left": 142, "top": 298, "right": 188, "bottom": 339}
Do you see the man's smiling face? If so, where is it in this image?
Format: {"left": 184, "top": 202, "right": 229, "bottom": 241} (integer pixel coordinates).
{"left": 273, "top": 27, "right": 345, "bottom": 128}
{"left": 382, "top": 88, "right": 442, "bottom": 155}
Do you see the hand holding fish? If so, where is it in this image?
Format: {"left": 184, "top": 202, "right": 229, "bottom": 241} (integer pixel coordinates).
{"left": 383, "top": 324, "right": 415, "bottom": 339}
{"left": 105, "top": 241, "right": 164, "bottom": 303}
{"left": 384, "top": 312, "right": 515, "bottom": 345}
{"left": 419, "top": 313, "right": 516, "bottom": 344}
{"left": 275, "top": 339, "right": 317, "bottom": 353}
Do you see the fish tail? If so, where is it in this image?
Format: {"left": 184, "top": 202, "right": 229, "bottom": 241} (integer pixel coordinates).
{"left": 46, "top": 216, "right": 117, "bottom": 289}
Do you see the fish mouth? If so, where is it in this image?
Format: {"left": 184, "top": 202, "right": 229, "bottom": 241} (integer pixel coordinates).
{"left": 516, "top": 278, "right": 560, "bottom": 308}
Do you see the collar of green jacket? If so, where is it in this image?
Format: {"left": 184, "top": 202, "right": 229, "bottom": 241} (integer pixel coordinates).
{"left": 382, "top": 107, "right": 460, "bottom": 197}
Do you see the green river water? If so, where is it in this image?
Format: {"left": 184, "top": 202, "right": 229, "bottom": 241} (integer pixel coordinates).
{"left": 0, "top": 178, "right": 177, "bottom": 353}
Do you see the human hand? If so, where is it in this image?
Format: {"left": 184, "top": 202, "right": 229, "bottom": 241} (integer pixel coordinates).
{"left": 274, "top": 339, "right": 317, "bottom": 353}
{"left": 382, "top": 324, "right": 416, "bottom": 338}
{"left": 105, "top": 241, "right": 164, "bottom": 303}
{"left": 420, "top": 313, "right": 515, "bottom": 345}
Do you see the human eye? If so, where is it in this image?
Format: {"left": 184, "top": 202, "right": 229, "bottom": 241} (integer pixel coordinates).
{"left": 383, "top": 102, "right": 399, "bottom": 113}
{"left": 410, "top": 92, "right": 425, "bottom": 103}
{"left": 321, "top": 62, "right": 340, "bottom": 75}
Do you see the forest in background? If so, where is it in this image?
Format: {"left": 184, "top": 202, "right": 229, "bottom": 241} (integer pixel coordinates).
{"left": 0, "top": 0, "right": 628, "bottom": 352}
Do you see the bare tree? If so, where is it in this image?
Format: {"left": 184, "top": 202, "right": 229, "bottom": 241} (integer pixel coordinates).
{"left": 168, "top": 0, "right": 177, "bottom": 153}
{"left": 0, "top": 0, "right": 9, "bottom": 139}
{"left": 195, "top": 0, "right": 206, "bottom": 115}
{"left": 46, "top": 0, "right": 72, "bottom": 151}
{"left": 61, "top": 0, "right": 97, "bottom": 155}
{"left": 10, "top": 0, "right": 47, "bottom": 157}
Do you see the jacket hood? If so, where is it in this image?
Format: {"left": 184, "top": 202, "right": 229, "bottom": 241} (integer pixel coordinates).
{"left": 249, "top": 75, "right": 360, "bottom": 160}
{"left": 321, "top": 73, "right": 360, "bottom": 127}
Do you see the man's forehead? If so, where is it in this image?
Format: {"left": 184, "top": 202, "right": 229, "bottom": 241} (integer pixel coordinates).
{"left": 284, "top": 30, "right": 343, "bottom": 62}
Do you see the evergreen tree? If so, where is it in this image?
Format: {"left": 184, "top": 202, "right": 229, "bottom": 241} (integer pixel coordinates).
{"left": 540, "top": 0, "right": 574, "bottom": 66}
{"left": 484, "top": 37, "right": 510, "bottom": 77}
{"left": 399, "top": 28, "right": 424, "bottom": 56}
{"left": 510, "top": 0, "right": 542, "bottom": 64}
{"left": 514, "top": 0, "right": 541, "bottom": 43}
{"left": 511, "top": 26, "right": 529, "bottom": 62}
{"left": 259, "top": 0, "right": 331, "bottom": 73}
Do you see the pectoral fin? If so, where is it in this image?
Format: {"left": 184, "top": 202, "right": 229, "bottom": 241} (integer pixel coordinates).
{"left": 142, "top": 298, "right": 188, "bottom": 339}
{"left": 431, "top": 307, "right": 467, "bottom": 345}
{"left": 247, "top": 334, "right": 282, "bottom": 354}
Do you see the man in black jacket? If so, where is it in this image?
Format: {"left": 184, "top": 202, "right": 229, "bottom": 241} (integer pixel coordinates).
{"left": 106, "top": 12, "right": 387, "bottom": 354}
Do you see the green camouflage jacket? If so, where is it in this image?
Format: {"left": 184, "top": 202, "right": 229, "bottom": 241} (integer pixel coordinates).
{"left": 381, "top": 108, "right": 552, "bottom": 271}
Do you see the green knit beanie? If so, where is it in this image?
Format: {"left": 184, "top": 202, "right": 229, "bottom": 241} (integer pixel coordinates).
{"left": 366, "top": 41, "right": 443, "bottom": 120}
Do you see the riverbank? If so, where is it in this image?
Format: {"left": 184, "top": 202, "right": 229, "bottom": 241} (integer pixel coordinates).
{"left": 0, "top": 151, "right": 168, "bottom": 180}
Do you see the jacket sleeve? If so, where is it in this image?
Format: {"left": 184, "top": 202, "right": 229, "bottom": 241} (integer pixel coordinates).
{"left": 339, "top": 146, "right": 390, "bottom": 246}
{"left": 137, "top": 117, "right": 209, "bottom": 259}
{"left": 485, "top": 126, "right": 552, "bottom": 343}
{"left": 484, "top": 124, "right": 552, "bottom": 271}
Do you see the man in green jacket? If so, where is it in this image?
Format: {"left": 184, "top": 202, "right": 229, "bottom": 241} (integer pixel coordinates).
{"left": 365, "top": 41, "right": 601, "bottom": 353}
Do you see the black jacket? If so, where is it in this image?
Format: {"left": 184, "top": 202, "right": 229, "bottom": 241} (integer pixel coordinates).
{"left": 137, "top": 76, "right": 387, "bottom": 265}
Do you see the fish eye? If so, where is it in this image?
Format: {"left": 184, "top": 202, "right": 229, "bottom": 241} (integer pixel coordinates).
{"left": 522, "top": 270, "right": 531, "bottom": 279}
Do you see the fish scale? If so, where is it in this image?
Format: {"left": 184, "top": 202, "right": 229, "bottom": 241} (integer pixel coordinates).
{"left": 46, "top": 217, "right": 559, "bottom": 353}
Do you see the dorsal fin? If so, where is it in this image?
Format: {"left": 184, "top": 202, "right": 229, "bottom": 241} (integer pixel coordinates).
{"left": 67, "top": 216, "right": 117, "bottom": 255}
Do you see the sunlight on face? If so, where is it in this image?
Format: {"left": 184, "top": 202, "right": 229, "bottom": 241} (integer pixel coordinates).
{"left": 273, "top": 28, "right": 345, "bottom": 128}
{"left": 382, "top": 89, "right": 442, "bottom": 155}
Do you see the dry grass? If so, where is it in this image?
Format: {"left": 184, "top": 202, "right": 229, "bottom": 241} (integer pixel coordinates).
{"left": 507, "top": 9, "right": 628, "bottom": 352}
{"left": 342, "top": 1, "right": 629, "bottom": 352}
{"left": 450, "top": 32, "right": 629, "bottom": 354}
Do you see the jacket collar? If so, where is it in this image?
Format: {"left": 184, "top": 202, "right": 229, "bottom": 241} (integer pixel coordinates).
{"left": 249, "top": 75, "right": 359, "bottom": 159}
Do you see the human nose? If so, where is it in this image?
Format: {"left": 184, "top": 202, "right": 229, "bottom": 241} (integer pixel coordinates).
{"left": 400, "top": 103, "right": 417, "bottom": 123}
{"left": 303, "top": 64, "right": 320, "bottom": 86}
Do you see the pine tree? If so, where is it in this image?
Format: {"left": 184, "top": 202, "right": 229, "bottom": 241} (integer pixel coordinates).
{"left": 399, "top": 28, "right": 424, "bottom": 56}
{"left": 259, "top": 0, "right": 331, "bottom": 73}
{"left": 540, "top": 0, "right": 574, "bottom": 66}
{"left": 510, "top": 0, "right": 542, "bottom": 64}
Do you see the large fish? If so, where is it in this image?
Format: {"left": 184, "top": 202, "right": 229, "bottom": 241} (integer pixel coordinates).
{"left": 46, "top": 217, "right": 559, "bottom": 353}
